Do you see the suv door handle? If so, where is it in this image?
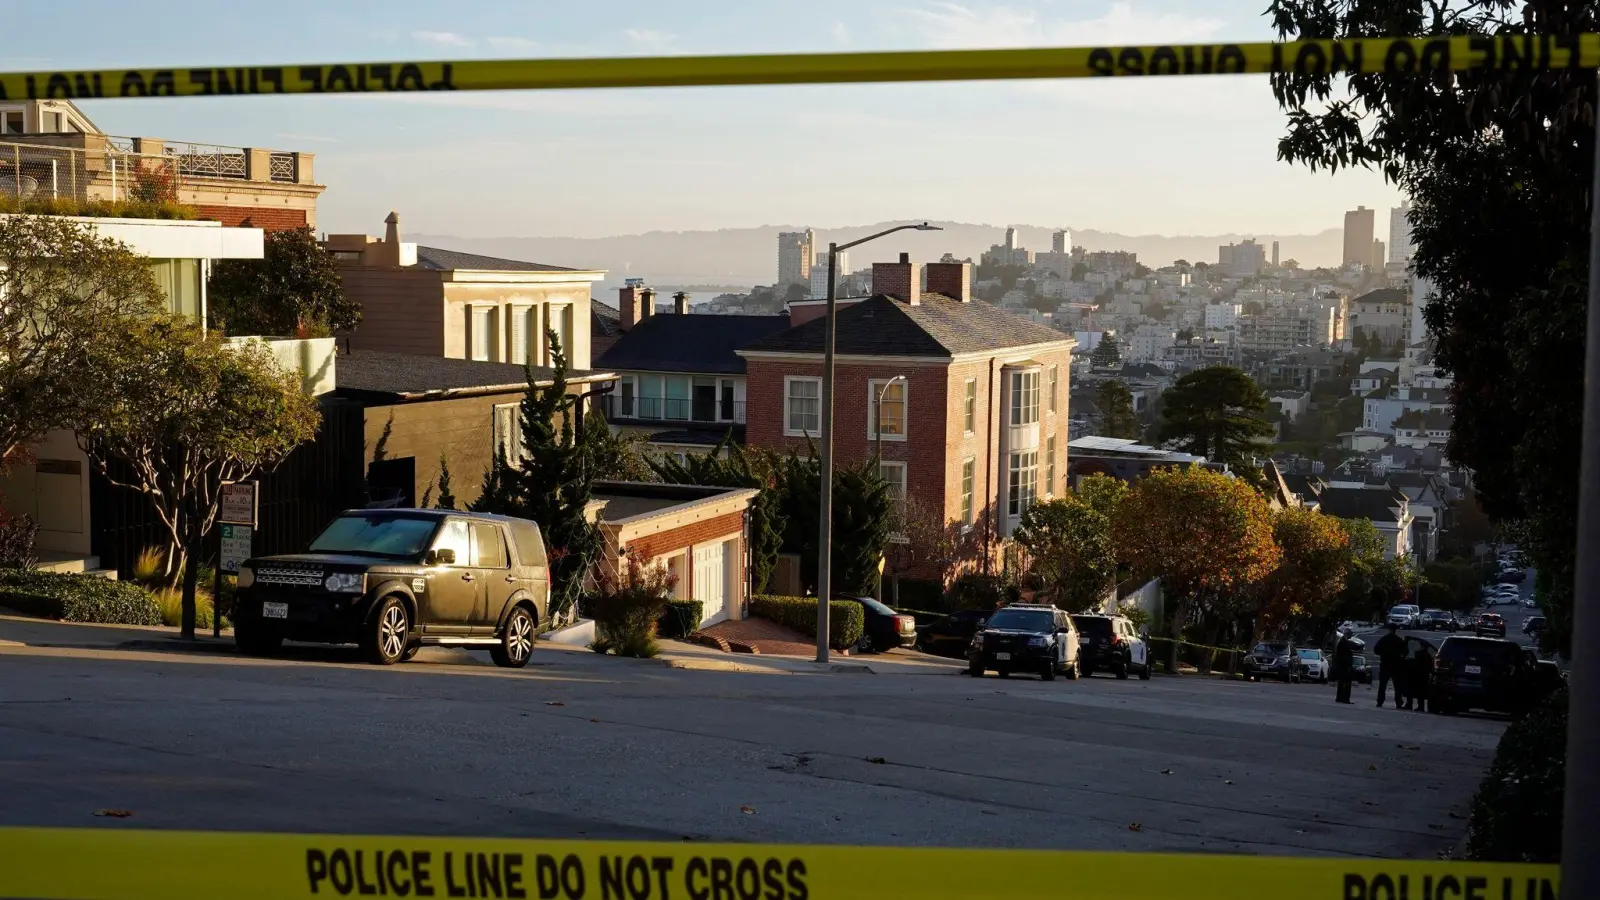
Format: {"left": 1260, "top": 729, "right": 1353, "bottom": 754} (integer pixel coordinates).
{"left": 461, "top": 573, "right": 474, "bottom": 582}
{"left": 504, "top": 575, "right": 517, "bottom": 583}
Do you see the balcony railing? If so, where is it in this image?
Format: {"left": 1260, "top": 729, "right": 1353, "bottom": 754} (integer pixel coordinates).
{"left": 0, "top": 134, "right": 310, "bottom": 205}
{"left": 603, "top": 395, "right": 746, "bottom": 425}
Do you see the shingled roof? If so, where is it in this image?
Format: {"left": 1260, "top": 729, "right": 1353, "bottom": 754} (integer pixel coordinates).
{"left": 414, "top": 246, "right": 583, "bottom": 273}
{"left": 597, "top": 313, "right": 792, "bottom": 375}
{"left": 1316, "top": 486, "right": 1410, "bottom": 523}
{"left": 740, "top": 294, "right": 1071, "bottom": 357}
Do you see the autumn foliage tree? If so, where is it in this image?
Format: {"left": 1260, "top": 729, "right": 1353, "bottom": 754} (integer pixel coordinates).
{"left": 1014, "top": 492, "right": 1117, "bottom": 613}
{"left": 1252, "top": 506, "right": 1351, "bottom": 637}
{"left": 1113, "top": 465, "right": 1280, "bottom": 671}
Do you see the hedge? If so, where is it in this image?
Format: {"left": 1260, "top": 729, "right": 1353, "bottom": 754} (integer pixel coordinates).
{"left": 750, "top": 595, "right": 864, "bottom": 650}
{"left": 0, "top": 569, "right": 163, "bottom": 626}
{"left": 1465, "top": 684, "right": 1566, "bottom": 863}
{"left": 656, "top": 600, "right": 705, "bottom": 639}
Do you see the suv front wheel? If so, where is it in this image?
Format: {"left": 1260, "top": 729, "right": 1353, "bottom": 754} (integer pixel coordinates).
{"left": 364, "top": 596, "right": 411, "bottom": 666}
{"left": 491, "top": 605, "right": 536, "bottom": 669}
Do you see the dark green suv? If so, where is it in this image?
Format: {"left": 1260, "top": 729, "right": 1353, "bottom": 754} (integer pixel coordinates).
{"left": 233, "top": 509, "right": 549, "bottom": 667}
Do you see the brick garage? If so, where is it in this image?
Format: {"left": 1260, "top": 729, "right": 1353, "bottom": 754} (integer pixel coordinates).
{"left": 591, "top": 483, "right": 759, "bottom": 628}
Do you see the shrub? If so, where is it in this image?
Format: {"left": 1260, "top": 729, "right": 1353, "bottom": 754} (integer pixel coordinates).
{"left": 131, "top": 546, "right": 166, "bottom": 585}
{"left": 1466, "top": 684, "right": 1567, "bottom": 863}
{"left": 656, "top": 600, "right": 705, "bottom": 640}
{"left": 0, "top": 195, "right": 199, "bottom": 220}
{"left": 749, "top": 595, "right": 864, "bottom": 650}
{"left": 154, "top": 587, "right": 227, "bottom": 631}
{"left": 589, "top": 558, "right": 673, "bottom": 658}
{"left": 0, "top": 511, "right": 40, "bottom": 570}
{"left": 0, "top": 569, "right": 162, "bottom": 625}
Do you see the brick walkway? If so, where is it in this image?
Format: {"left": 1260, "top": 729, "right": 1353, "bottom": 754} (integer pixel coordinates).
{"left": 698, "top": 618, "right": 819, "bottom": 658}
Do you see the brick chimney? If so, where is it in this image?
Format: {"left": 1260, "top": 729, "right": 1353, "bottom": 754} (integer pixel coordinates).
{"left": 872, "top": 252, "right": 922, "bottom": 306}
{"left": 926, "top": 261, "right": 972, "bottom": 302}
{"left": 619, "top": 285, "right": 645, "bottom": 329}
{"left": 641, "top": 288, "right": 657, "bottom": 319}
{"left": 378, "top": 210, "right": 403, "bottom": 266}
{"left": 673, "top": 291, "right": 691, "bottom": 315}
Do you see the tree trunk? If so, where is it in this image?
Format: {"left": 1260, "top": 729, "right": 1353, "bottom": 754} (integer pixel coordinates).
{"left": 1164, "top": 597, "right": 1188, "bottom": 673}
{"left": 180, "top": 522, "right": 200, "bottom": 640}
{"left": 1199, "top": 620, "right": 1225, "bottom": 675}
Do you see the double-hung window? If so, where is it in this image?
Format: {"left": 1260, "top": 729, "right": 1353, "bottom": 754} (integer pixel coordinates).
{"left": 1008, "top": 450, "right": 1038, "bottom": 518}
{"left": 868, "top": 379, "right": 907, "bottom": 441}
{"left": 1010, "top": 370, "right": 1040, "bottom": 426}
{"left": 785, "top": 377, "right": 821, "bottom": 437}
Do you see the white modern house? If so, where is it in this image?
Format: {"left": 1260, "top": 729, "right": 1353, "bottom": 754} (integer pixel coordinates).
{"left": 0, "top": 215, "right": 311, "bottom": 575}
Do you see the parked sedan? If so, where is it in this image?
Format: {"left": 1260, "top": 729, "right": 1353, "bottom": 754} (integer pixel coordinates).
{"left": 1523, "top": 615, "right": 1547, "bottom": 636}
{"left": 915, "top": 610, "right": 990, "bottom": 658}
{"left": 1419, "top": 609, "right": 1454, "bottom": 631}
{"left": 1295, "top": 648, "right": 1330, "bottom": 683}
{"left": 1350, "top": 655, "right": 1374, "bottom": 685}
{"left": 1475, "top": 613, "right": 1508, "bottom": 638}
{"left": 837, "top": 595, "right": 918, "bottom": 653}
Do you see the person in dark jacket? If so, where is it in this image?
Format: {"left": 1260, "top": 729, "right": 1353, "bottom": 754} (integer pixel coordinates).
{"left": 1408, "top": 641, "right": 1435, "bottom": 713}
{"left": 1374, "top": 624, "right": 1407, "bottom": 709}
{"left": 1332, "top": 628, "right": 1358, "bottom": 704}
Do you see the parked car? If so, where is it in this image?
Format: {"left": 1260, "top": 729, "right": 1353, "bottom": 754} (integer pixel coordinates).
{"left": 1527, "top": 652, "right": 1565, "bottom": 700}
{"left": 1243, "top": 640, "right": 1300, "bottom": 683}
{"left": 1350, "top": 654, "right": 1373, "bottom": 685}
{"left": 1432, "top": 636, "right": 1540, "bottom": 716}
{"left": 1419, "top": 609, "right": 1453, "bottom": 631}
{"left": 1523, "top": 598, "right": 1539, "bottom": 610}
{"left": 966, "top": 604, "right": 1081, "bottom": 680}
{"left": 914, "top": 610, "right": 990, "bottom": 658}
{"left": 1523, "top": 615, "right": 1547, "bottom": 636}
{"left": 836, "top": 594, "right": 918, "bottom": 653}
{"left": 1387, "top": 604, "right": 1421, "bottom": 628}
{"left": 1498, "top": 569, "right": 1527, "bottom": 584}
{"left": 1070, "top": 613, "right": 1152, "bottom": 680}
{"left": 234, "top": 509, "right": 549, "bottom": 667}
{"left": 1453, "top": 613, "right": 1478, "bottom": 632}
{"left": 1475, "top": 613, "right": 1507, "bottom": 638}
{"left": 1295, "top": 648, "right": 1330, "bottom": 683}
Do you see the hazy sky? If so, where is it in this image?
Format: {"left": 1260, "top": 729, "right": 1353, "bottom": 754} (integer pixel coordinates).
{"left": 20, "top": 0, "right": 1406, "bottom": 240}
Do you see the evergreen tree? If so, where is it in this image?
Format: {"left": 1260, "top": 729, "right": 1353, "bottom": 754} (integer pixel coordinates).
{"left": 1090, "top": 334, "right": 1122, "bottom": 368}
{"left": 434, "top": 453, "right": 457, "bottom": 510}
{"left": 650, "top": 437, "right": 786, "bottom": 594}
{"left": 1156, "top": 366, "right": 1276, "bottom": 488}
{"left": 1096, "top": 379, "right": 1142, "bottom": 440}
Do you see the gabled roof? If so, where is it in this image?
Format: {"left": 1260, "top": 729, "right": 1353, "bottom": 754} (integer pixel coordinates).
{"left": 414, "top": 245, "right": 582, "bottom": 273}
{"left": 1353, "top": 287, "right": 1409, "bottom": 305}
{"left": 592, "top": 301, "right": 622, "bottom": 338}
{"left": 334, "top": 349, "right": 611, "bottom": 400}
{"left": 597, "top": 313, "right": 792, "bottom": 375}
{"left": 1316, "top": 486, "right": 1410, "bottom": 523}
{"left": 741, "top": 294, "right": 1072, "bottom": 357}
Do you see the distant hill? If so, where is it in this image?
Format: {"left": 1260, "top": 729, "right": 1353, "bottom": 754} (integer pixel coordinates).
{"left": 409, "top": 221, "right": 1346, "bottom": 290}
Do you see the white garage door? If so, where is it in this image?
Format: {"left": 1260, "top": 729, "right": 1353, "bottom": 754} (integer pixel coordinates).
{"left": 693, "top": 543, "right": 726, "bottom": 626}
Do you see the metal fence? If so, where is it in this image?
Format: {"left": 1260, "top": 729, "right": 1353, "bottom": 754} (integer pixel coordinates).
{"left": 0, "top": 135, "right": 298, "bottom": 203}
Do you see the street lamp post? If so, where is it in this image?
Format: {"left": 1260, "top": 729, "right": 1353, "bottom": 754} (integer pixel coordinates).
{"left": 815, "top": 223, "right": 941, "bottom": 664}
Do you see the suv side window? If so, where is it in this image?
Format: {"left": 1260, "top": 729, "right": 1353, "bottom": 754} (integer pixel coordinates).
{"left": 432, "top": 519, "right": 470, "bottom": 565}
{"left": 471, "top": 522, "right": 508, "bottom": 569}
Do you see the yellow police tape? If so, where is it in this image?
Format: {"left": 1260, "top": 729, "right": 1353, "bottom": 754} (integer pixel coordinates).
{"left": 2, "top": 34, "right": 1599, "bottom": 100}
{"left": 0, "top": 827, "right": 1559, "bottom": 900}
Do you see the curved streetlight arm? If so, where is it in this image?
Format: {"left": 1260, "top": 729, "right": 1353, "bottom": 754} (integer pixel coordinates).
{"left": 836, "top": 221, "right": 941, "bottom": 254}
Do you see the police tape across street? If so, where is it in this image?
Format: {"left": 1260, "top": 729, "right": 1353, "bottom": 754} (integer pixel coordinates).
{"left": 0, "top": 826, "right": 1559, "bottom": 900}
{"left": 1, "top": 34, "right": 1599, "bottom": 101}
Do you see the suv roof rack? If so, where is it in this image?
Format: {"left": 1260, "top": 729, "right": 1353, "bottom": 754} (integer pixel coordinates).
{"left": 1005, "top": 603, "right": 1057, "bottom": 610}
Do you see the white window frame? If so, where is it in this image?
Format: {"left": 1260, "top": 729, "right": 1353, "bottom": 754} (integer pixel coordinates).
{"left": 1048, "top": 365, "right": 1059, "bottom": 414}
{"left": 508, "top": 305, "right": 534, "bottom": 366}
{"left": 493, "top": 402, "right": 522, "bottom": 461}
{"left": 867, "top": 378, "right": 908, "bottom": 443}
{"left": 879, "top": 460, "right": 909, "bottom": 544}
{"left": 548, "top": 302, "right": 574, "bottom": 364}
{"left": 963, "top": 378, "right": 977, "bottom": 434}
{"left": 1045, "top": 435, "right": 1057, "bottom": 498}
{"left": 1010, "top": 370, "right": 1040, "bottom": 426}
{"left": 469, "top": 305, "right": 497, "bottom": 362}
{"left": 960, "top": 458, "right": 975, "bottom": 526}
{"left": 1008, "top": 449, "right": 1038, "bottom": 518}
{"left": 784, "top": 376, "right": 822, "bottom": 438}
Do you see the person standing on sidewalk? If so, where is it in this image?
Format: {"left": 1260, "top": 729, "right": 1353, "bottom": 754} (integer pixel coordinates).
{"left": 1374, "top": 623, "right": 1407, "bottom": 708}
{"left": 1332, "top": 627, "right": 1358, "bottom": 704}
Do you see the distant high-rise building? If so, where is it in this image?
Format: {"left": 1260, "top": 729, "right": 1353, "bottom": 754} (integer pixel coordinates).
{"left": 1373, "top": 239, "right": 1386, "bottom": 271}
{"left": 808, "top": 248, "right": 850, "bottom": 300}
{"left": 1343, "top": 206, "right": 1376, "bottom": 268}
{"left": 1389, "top": 200, "right": 1415, "bottom": 265}
{"left": 1052, "top": 229, "right": 1071, "bottom": 254}
{"left": 1271, "top": 241, "right": 1280, "bottom": 267}
{"left": 1218, "top": 239, "right": 1266, "bottom": 276}
{"left": 1005, "top": 227, "right": 1019, "bottom": 250}
{"left": 778, "top": 229, "right": 814, "bottom": 289}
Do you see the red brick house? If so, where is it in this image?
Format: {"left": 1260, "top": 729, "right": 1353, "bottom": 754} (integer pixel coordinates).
{"left": 737, "top": 255, "right": 1075, "bottom": 581}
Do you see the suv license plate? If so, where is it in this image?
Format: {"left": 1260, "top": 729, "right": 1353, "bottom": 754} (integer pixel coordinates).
{"left": 262, "top": 602, "right": 288, "bottom": 619}
{"left": 994, "top": 652, "right": 1011, "bottom": 661}
{"left": 1464, "top": 664, "right": 1481, "bottom": 674}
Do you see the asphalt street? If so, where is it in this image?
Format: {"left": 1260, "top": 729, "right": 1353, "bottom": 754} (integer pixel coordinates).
{"left": 0, "top": 617, "right": 1512, "bottom": 859}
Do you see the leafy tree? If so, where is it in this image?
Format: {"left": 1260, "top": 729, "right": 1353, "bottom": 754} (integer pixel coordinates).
{"left": 1332, "top": 518, "right": 1416, "bottom": 624}
{"left": 1096, "top": 380, "right": 1142, "bottom": 439}
{"left": 765, "top": 449, "right": 893, "bottom": 596}
{"left": 1143, "top": 300, "right": 1168, "bottom": 321}
{"left": 1090, "top": 334, "right": 1122, "bottom": 368}
{"left": 1267, "top": 0, "right": 1591, "bottom": 655}
{"left": 0, "top": 216, "right": 161, "bottom": 470}
{"left": 76, "top": 319, "right": 321, "bottom": 637}
{"left": 783, "top": 282, "right": 812, "bottom": 306}
{"left": 433, "top": 453, "right": 457, "bottom": 510}
{"left": 1253, "top": 507, "right": 1351, "bottom": 635}
{"left": 1242, "top": 300, "right": 1265, "bottom": 315}
{"left": 1015, "top": 494, "right": 1116, "bottom": 613}
{"left": 1173, "top": 259, "right": 1190, "bottom": 269}
{"left": 1157, "top": 366, "right": 1276, "bottom": 487}
{"left": 1070, "top": 262, "right": 1089, "bottom": 282}
{"left": 650, "top": 438, "right": 786, "bottom": 595}
{"left": 582, "top": 410, "right": 656, "bottom": 482}
{"left": 1176, "top": 327, "right": 1196, "bottom": 343}
{"left": 208, "top": 227, "right": 358, "bottom": 337}
{"left": 1076, "top": 473, "right": 1127, "bottom": 520}
{"left": 1112, "top": 465, "right": 1280, "bottom": 672}
{"left": 470, "top": 331, "right": 601, "bottom": 621}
